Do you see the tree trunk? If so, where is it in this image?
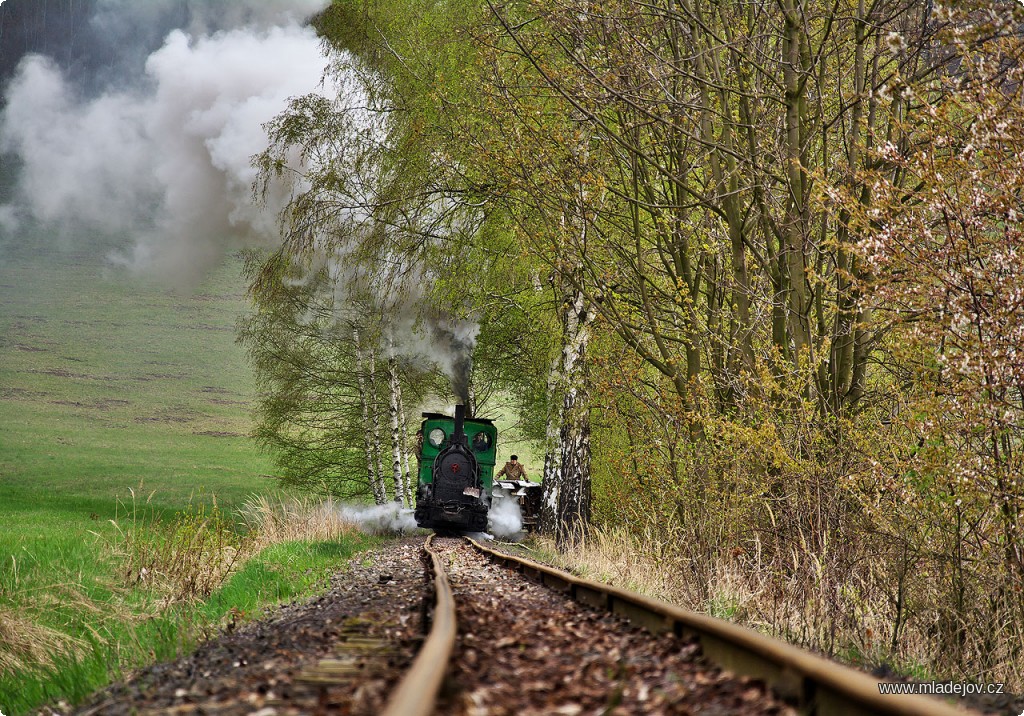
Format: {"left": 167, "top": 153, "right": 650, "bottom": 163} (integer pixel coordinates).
{"left": 354, "top": 328, "right": 385, "bottom": 504}
{"left": 397, "top": 371, "right": 414, "bottom": 506}
{"left": 387, "top": 350, "right": 406, "bottom": 506}
{"left": 540, "top": 349, "right": 564, "bottom": 534}
{"left": 541, "top": 280, "right": 594, "bottom": 549}
{"left": 368, "top": 350, "right": 387, "bottom": 504}
{"left": 781, "top": 0, "right": 813, "bottom": 376}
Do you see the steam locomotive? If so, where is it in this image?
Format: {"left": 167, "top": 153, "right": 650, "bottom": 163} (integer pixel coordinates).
{"left": 413, "top": 404, "right": 540, "bottom": 533}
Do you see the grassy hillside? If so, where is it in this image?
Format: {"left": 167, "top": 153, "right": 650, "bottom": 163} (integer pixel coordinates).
{"left": 0, "top": 234, "right": 331, "bottom": 712}
{"left": 0, "top": 238, "right": 271, "bottom": 509}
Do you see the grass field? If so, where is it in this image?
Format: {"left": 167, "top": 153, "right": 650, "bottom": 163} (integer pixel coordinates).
{"left": 0, "top": 234, "right": 271, "bottom": 606}
{"left": 0, "top": 236, "right": 271, "bottom": 509}
{"left": 0, "top": 234, "right": 378, "bottom": 713}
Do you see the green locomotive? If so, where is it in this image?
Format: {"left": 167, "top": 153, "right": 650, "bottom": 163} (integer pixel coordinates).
{"left": 414, "top": 404, "right": 497, "bottom": 531}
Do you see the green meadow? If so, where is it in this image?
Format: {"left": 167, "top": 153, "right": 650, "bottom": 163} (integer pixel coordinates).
{"left": 0, "top": 235, "right": 375, "bottom": 714}
{"left": 0, "top": 238, "right": 269, "bottom": 506}
{"left": 1, "top": 236, "right": 269, "bottom": 577}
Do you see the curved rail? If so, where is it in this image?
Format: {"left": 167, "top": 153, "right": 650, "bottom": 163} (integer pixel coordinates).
{"left": 468, "top": 537, "right": 975, "bottom": 716}
{"left": 381, "top": 534, "right": 457, "bottom": 716}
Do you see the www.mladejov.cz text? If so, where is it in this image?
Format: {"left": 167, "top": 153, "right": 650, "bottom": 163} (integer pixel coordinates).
{"left": 878, "top": 681, "right": 1004, "bottom": 696}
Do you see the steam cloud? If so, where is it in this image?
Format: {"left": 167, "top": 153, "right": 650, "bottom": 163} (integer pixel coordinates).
{"left": 330, "top": 248, "right": 481, "bottom": 407}
{"left": 382, "top": 312, "right": 480, "bottom": 408}
{"left": 0, "top": 0, "right": 331, "bottom": 284}
{"left": 339, "top": 502, "right": 419, "bottom": 535}
{"left": 485, "top": 488, "right": 525, "bottom": 540}
{"left": 428, "top": 319, "right": 480, "bottom": 407}
{"left": 1, "top": 0, "right": 479, "bottom": 398}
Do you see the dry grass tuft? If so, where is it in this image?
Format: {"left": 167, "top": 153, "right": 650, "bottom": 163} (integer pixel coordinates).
{"left": 111, "top": 492, "right": 251, "bottom": 606}
{"left": 239, "top": 494, "right": 359, "bottom": 548}
{"left": 111, "top": 492, "right": 359, "bottom": 608}
{"left": 533, "top": 526, "right": 687, "bottom": 602}
{"left": 0, "top": 604, "right": 86, "bottom": 676}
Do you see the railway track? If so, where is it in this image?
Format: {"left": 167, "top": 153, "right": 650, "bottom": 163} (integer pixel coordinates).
{"left": 384, "top": 534, "right": 975, "bottom": 716}
{"left": 71, "top": 534, "right": 990, "bottom": 715}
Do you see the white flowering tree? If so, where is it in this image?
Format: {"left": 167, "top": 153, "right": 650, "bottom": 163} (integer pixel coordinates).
{"left": 844, "top": 17, "right": 1024, "bottom": 675}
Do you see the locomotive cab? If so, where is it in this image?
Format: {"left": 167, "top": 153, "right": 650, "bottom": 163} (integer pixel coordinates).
{"left": 414, "top": 404, "right": 496, "bottom": 532}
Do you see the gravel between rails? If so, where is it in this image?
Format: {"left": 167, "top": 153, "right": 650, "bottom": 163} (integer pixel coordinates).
{"left": 431, "top": 536, "right": 797, "bottom": 716}
{"left": 66, "top": 536, "right": 427, "bottom": 716}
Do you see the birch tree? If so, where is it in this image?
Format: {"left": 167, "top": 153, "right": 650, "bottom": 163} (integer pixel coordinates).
{"left": 387, "top": 349, "right": 407, "bottom": 506}
{"left": 541, "top": 272, "right": 595, "bottom": 546}
{"left": 238, "top": 253, "right": 398, "bottom": 499}
{"left": 354, "top": 327, "right": 386, "bottom": 503}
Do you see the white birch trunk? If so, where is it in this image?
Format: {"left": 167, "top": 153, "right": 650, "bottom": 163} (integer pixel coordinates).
{"left": 540, "top": 349, "right": 564, "bottom": 533}
{"left": 387, "top": 351, "right": 406, "bottom": 506}
{"left": 354, "top": 328, "right": 385, "bottom": 505}
{"left": 556, "top": 287, "right": 594, "bottom": 547}
{"left": 368, "top": 350, "right": 387, "bottom": 504}
{"left": 397, "top": 374, "right": 414, "bottom": 506}
{"left": 541, "top": 282, "right": 594, "bottom": 548}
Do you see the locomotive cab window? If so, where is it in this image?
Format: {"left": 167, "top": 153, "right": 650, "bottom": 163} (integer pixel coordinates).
{"left": 471, "top": 431, "right": 492, "bottom": 452}
{"left": 428, "top": 428, "right": 446, "bottom": 448}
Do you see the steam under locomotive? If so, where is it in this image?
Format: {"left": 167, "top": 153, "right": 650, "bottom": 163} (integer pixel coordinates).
{"left": 414, "top": 404, "right": 541, "bottom": 533}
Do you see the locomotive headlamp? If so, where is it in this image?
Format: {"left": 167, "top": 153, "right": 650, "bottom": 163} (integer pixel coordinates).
{"left": 428, "top": 428, "right": 446, "bottom": 448}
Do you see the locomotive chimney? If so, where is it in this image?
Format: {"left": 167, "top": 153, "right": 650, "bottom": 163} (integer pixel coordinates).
{"left": 453, "top": 403, "right": 467, "bottom": 446}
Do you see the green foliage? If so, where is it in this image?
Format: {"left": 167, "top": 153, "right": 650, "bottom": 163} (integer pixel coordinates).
{"left": 238, "top": 253, "right": 375, "bottom": 497}
{"left": 244, "top": 0, "right": 564, "bottom": 496}
{"left": 277, "top": 0, "right": 1024, "bottom": 687}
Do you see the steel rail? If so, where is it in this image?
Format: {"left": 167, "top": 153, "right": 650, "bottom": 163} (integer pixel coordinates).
{"left": 381, "top": 534, "right": 457, "bottom": 716}
{"left": 468, "top": 537, "right": 976, "bottom": 716}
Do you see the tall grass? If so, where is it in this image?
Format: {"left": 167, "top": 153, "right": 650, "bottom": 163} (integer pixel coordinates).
{"left": 0, "top": 495, "right": 374, "bottom": 715}
{"left": 241, "top": 494, "right": 361, "bottom": 546}
{"left": 0, "top": 607, "right": 84, "bottom": 676}
{"left": 534, "top": 513, "right": 1021, "bottom": 689}
{"left": 111, "top": 489, "right": 250, "bottom": 606}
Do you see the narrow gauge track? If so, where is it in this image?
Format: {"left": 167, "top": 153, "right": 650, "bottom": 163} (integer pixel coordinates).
{"left": 386, "top": 535, "right": 976, "bottom": 716}
{"left": 68, "top": 534, "right": 984, "bottom": 715}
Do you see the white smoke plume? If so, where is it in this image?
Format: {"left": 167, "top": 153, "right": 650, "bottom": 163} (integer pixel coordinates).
{"left": 0, "top": 0, "right": 332, "bottom": 284}
{"left": 339, "top": 502, "right": 420, "bottom": 535}
{"left": 0, "top": 0, "right": 480, "bottom": 399}
{"left": 382, "top": 311, "right": 481, "bottom": 405}
{"left": 326, "top": 241, "right": 481, "bottom": 402}
{"left": 486, "top": 488, "right": 525, "bottom": 540}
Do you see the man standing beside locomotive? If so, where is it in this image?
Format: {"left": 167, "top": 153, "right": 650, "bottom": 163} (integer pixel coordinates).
{"left": 496, "top": 454, "right": 529, "bottom": 481}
